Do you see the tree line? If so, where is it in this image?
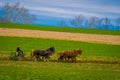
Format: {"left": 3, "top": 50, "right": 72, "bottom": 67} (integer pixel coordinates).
{"left": 0, "top": 2, "right": 36, "bottom": 24}
{"left": 58, "top": 15, "right": 120, "bottom": 30}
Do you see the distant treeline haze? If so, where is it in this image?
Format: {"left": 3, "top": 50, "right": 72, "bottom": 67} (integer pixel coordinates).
{"left": 0, "top": 2, "right": 36, "bottom": 24}
{"left": 58, "top": 16, "right": 120, "bottom": 30}
{"left": 58, "top": 14, "right": 120, "bottom": 30}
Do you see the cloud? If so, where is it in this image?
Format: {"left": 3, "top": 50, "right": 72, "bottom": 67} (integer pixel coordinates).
{"left": 27, "top": 5, "right": 119, "bottom": 19}
{"left": 1, "top": 0, "right": 120, "bottom": 19}
{"left": 23, "top": 0, "right": 120, "bottom": 18}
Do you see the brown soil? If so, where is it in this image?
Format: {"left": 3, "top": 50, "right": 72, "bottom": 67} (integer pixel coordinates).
{"left": 0, "top": 28, "right": 120, "bottom": 45}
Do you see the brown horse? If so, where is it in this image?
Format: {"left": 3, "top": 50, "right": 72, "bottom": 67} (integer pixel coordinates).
{"left": 58, "top": 49, "right": 82, "bottom": 62}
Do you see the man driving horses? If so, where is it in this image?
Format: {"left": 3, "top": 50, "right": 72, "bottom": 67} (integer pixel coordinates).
{"left": 16, "top": 46, "right": 24, "bottom": 56}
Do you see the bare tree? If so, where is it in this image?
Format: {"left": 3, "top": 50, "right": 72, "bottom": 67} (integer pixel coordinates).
{"left": 88, "top": 16, "right": 98, "bottom": 29}
{"left": 103, "top": 17, "right": 111, "bottom": 30}
{"left": 96, "top": 18, "right": 103, "bottom": 29}
{"left": 70, "top": 14, "right": 85, "bottom": 28}
{"left": 1, "top": 3, "right": 11, "bottom": 23}
{"left": 115, "top": 17, "right": 120, "bottom": 30}
{"left": 84, "top": 19, "right": 89, "bottom": 28}
{"left": 58, "top": 19, "right": 68, "bottom": 27}
{"left": 1, "top": 2, "right": 36, "bottom": 24}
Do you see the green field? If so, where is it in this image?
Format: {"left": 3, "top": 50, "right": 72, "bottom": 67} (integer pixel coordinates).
{"left": 0, "top": 36, "right": 120, "bottom": 61}
{"left": 0, "top": 23, "right": 120, "bottom": 35}
{"left": 0, "top": 36, "right": 120, "bottom": 80}
{"left": 0, "top": 23, "right": 120, "bottom": 80}
{"left": 0, "top": 61, "right": 120, "bottom": 80}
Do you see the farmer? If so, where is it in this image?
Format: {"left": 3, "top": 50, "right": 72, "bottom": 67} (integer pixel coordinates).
{"left": 16, "top": 46, "right": 24, "bottom": 56}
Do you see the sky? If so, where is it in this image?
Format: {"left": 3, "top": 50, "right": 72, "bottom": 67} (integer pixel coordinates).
{"left": 0, "top": 0, "right": 120, "bottom": 26}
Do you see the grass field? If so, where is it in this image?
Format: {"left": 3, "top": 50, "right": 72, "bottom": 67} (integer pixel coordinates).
{"left": 0, "top": 23, "right": 120, "bottom": 35}
{"left": 0, "top": 61, "right": 120, "bottom": 80}
{"left": 0, "top": 36, "right": 120, "bottom": 61}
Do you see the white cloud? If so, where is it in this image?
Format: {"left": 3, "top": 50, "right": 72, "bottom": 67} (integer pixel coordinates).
{"left": 1, "top": 0, "right": 120, "bottom": 19}
{"left": 27, "top": 6, "right": 116, "bottom": 18}
{"left": 0, "top": 2, "right": 4, "bottom": 7}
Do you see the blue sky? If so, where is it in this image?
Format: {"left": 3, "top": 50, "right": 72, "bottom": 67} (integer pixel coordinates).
{"left": 0, "top": 0, "right": 120, "bottom": 26}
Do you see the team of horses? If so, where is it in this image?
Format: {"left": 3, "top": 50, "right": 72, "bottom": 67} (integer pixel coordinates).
{"left": 30, "top": 46, "right": 82, "bottom": 62}
{"left": 30, "top": 47, "right": 55, "bottom": 61}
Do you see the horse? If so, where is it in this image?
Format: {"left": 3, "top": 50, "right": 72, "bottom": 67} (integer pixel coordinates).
{"left": 58, "top": 49, "right": 82, "bottom": 62}
{"left": 31, "top": 47, "right": 55, "bottom": 61}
